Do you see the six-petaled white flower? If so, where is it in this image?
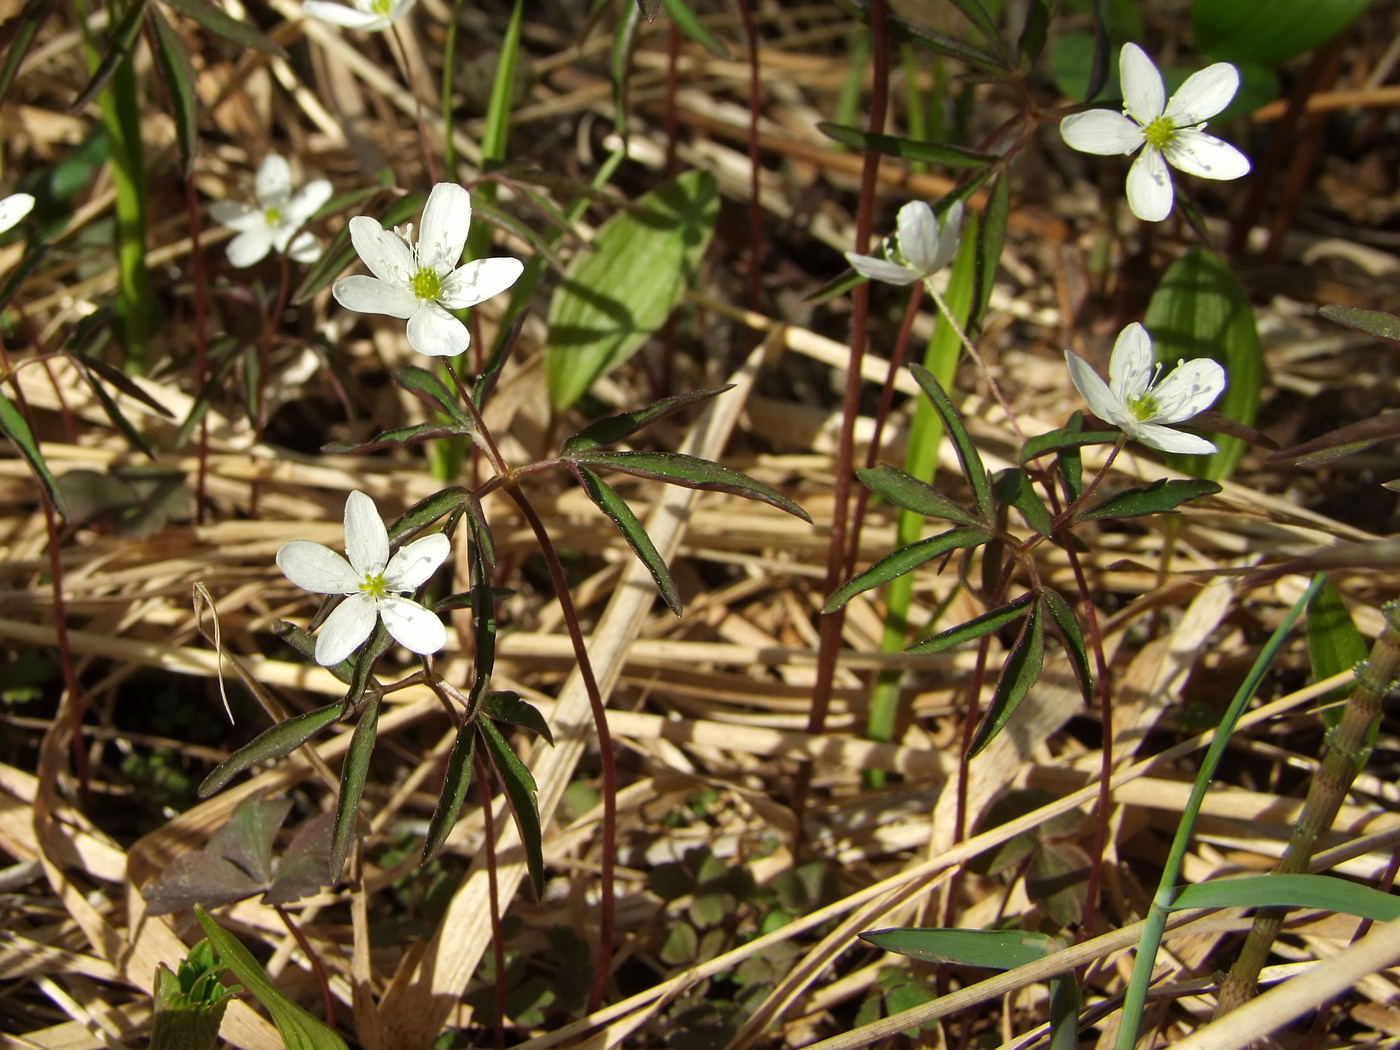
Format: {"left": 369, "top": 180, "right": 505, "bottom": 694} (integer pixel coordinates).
{"left": 1060, "top": 43, "right": 1250, "bottom": 222}
{"left": 0, "top": 193, "right": 34, "bottom": 234}
{"left": 302, "top": 0, "right": 415, "bottom": 32}
{"left": 1064, "top": 322, "right": 1226, "bottom": 455}
{"left": 845, "top": 200, "right": 963, "bottom": 286}
{"left": 209, "top": 155, "right": 332, "bottom": 268}
{"left": 276, "top": 490, "right": 450, "bottom": 666}
{"left": 332, "top": 182, "right": 523, "bottom": 358}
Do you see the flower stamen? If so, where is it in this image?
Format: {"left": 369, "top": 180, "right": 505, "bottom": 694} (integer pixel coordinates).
{"left": 1140, "top": 116, "right": 1175, "bottom": 151}
{"left": 410, "top": 266, "right": 442, "bottom": 300}
{"left": 359, "top": 571, "right": 389, "bottom": 600}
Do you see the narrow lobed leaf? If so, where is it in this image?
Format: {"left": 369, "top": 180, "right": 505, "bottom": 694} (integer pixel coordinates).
{"left": 198, "top": 701, "right": 343, "bottom": 798}
{"left": 562, "top": 386, "right": 732, "bottom": 455}
{"left": 162, "top": 0, "right": 287, "bottom": 56}
{"left": 147, "top": 4, "right": 198, "bottom": 176}
{"left": 68, "top": 0, "right": 149, "bottom": 115}
{"left": 857, "top": 465, "right": 981, "bottom": 527}
{"left": 817, "top": 122, "right": 997, "bottom": 169}
{"left": 481, "top": 691, "right": 555, "bottom": 745}
{"left": 321, "top": 423, "right": 472, "bottom": 456}
{"left": 573, "top": 450, "right": 811, "bottom": 522}
{"left": 1076, "top": 478, "right": 1221, "bottom": 522}
{"left": 969, "top": 600, "right": 1045, "bottom": 756}
{"left": 1040, "top": 589, "right": 1093, "bottom": 710}
{"left": 906, "top": 593, "right": 1034, "bottom": 655}
{"left": 394, "top": 366, "right": 473, "bottom": 428}
{"left": 329, "top": 694, "right": 380, "bottom": 879}
{"left": 992, "top": 468, "right": 1052, "bottom": 537}
{"left": 575, "top": 466, "right": 682, "bottom": 615}
{"left": 478, "top": 720, "right": 546, "bottom": 898}
{"left": 825, "top": 526, "right": 990, "bottom": 612}
{"left": 909, "top": 364, "right": 993, "bottom": 521}
{"left": 421, "top": 724, "right": 475, "bottom": 864}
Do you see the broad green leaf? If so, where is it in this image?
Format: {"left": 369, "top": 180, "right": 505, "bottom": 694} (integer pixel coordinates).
{"left": 330, "top": 692, "right": 380, "bottom": 878}
{"left": 906, "top": 594, "right": 1034, "bottom": 654}
{"left": 482, "top": 691, "right": 554, "bottom": 745}
{"left": 1307, "top": 581, "right": 1367, "bottom": 712}
{"left": 862, "top": 927, "right": 1060, "bottom": 969}
{"left": 824, "top": 526, "right": 990, "bottom": 612}
{"left": 193, "top": 907, "right": 349, "bottom": 1050}
{"left": 198, "top": 701, "right": 342, "bottom": 797}
{"left": 162, "top": 0, "right": 287, "bottom": 56}
{"left": 478, "top": 719, "right": 546, "bottom": 897}
{"left": 571, "top": 450, "right": 810, "bottom": 521}
{"left": 421, "top": 724, "right": 474, "bottom": 863}
{"left": 1194, "top": 0, "right": 1372, "bottom": 65}
{"left": 575, "top": 466, "right": 681, "bottom": 614}
{"left": 856, "top": 465, "right": 982, "bottom": 527}
{"left": 321, "top": 423, "right": 472, "bottom": 456}
{"left": 992, "top": 469, "right": 1051, "bottom": 536}
{"left": 1320, "top": 304, "right": 1400, "bottom": 344}
{"left": 817, "top": 122, "right": 996, "bottom": 169}
{"left": 395, "top": 366, "right": 473, "bottom": 428}
{"left": 970, "top": 598, "right": 1044, "bottom": 756}
{"left": 68, "top": 0, "right": 149, "bottom": 115}
{"left": 293, "top": 192, "right": 425, "bottom": 304}
{"left": 1144, "top": 247, "right": 1261, "bottom": 481}
{"left": 1171, "top": 873, "right": 1400, "bottom": 920}
{"left": 148, "top": 5, "right": 197, "bottom": 176}
{"left": 0, "top": 395, "right": 66, "bottom": 517}
{"left": 561, "top": 387, "right": 729, "bottom": 455}
{"left": 1019, "top": 423, "right": 1120, "bottom": 464}
{"left": 545, "top": 170, "right": 718, "bottom": 412}
{"left": 909, "top": 365, "right": 992, "bottom": 521}
{"left": 1077, "top": 478, "right": 1221, "bottom": 522}
{"left": 660, "top": 0, "right": 730, "bottom": 57}
{"left": 1041, "top": 589, "right": 1093, "bottom": 709}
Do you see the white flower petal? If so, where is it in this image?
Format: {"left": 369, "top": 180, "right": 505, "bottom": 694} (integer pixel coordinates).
{"left": 439, "top": 256, "right": 525, "bottom": 309}
{"left": 419, "top": 183, "right": 472, "bottom": 272}
{"left": 343, "top": 490, "right": 389, "bottom": 576}
{"left": 1065, "top": 351, "right": 1125, "bottom": 427}
{"left": 255, "top": 155, "right": 293, "bottom": 205}
{"left": 1133, "top": 421, "right": 1217, "bottom": 455}
{"left": 1165, "top": 62, "right": 1240, "bottom": 125}
{"left": 0, "top": 193, "right": 34, "bottom": 233}
{"left": 377, "top": 596, "right": 447, "bottom": 655}
{"left": 333, "top": 275, "right": 418, "bottom": 318}
{"left": 302, "top": 0, "right": 389, "bottom": 29}
{"left": 315, "top": 595, "right": 378, "bottom": 665}
{"left": 1125, "top": 147, "right": 1174, "bottom": 222}
{"left": 895, "top": 201, "right": 938, "bottom": 274}
{"left": 286, "top": 179, "right": 333, "bottom": 225}
{"left": 385, "top": 532, "right": 450, "bottom": 590}
{"left": 1119, "top": 43, "right": 1165, "bottom": 124}
{"left": 1163, "top": 129, "right": 1251, "bottom": 181}
{"left": 406, "top": 301, "right": 471, "bottom": 356}
{"left": 1107, "top": 322, "right": 1154, "bottom": 402}
{"left": 929, "top": 201, "right": 964, "bottom": 274}
{"left": 388, "top": 0, "right": 417, "bottom": 19}
{"left": 1060, "top": 110, "right": 1145, "bottom": 156}
{"left": 209, "top": 201, "right": 261, "bottom": 230}
{"left": 277, "top": 540, "right": 359, "bottom": 594}
{"left": 348, "top": 216, "right": 414, "bottom": 283}
{"left": 226, "top": 229, "right": 275, "bottom": 267}
{"left": 1151, "top": 357, "right": 1226, "bottom": 423}
{"left": 287, "top": 231, "right": 323, "bottom": 264}
{"left": 845, "top": 252, "right": 918, "bottom": 285}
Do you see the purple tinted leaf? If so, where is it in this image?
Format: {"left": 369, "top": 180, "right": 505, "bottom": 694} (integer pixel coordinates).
{"left": 143, "top": 853, "right": 263, "bottom": 915}
{"left": 969, "top": 600, "right": 1044, "bottom": 756}
{"left": 206, "top": 795, "right": 293, "bottom": 885}
{"left": 562, "top": 387, "right": 731, "bottom": 455}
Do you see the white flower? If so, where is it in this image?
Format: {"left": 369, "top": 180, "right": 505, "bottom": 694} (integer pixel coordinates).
{"left": 1059, "top": 43, "right": 1251, "bottom": 222}
{"left": 209, "top": 155, "right": 332, "bottom": 267}
{"left": 302, "top": 0, "right": 415, "bottom": 31}
{"left": 0, "top": 193, "right": 34, "bottom": 233}
{"left": 332, "top": 182, "right": 524, "bottom": 357}
{"left": 845, "top": 200, "right": 963, "bottom": 286}
{"left": 1064, "top": 322, "right": 1226, "bottom": 455}
{"left": 276, "top": 490, "right": 450, "bottom": 666}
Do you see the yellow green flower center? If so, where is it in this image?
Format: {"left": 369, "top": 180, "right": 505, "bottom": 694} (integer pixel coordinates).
{"left": 410, "top": 266, "right": 441, "bottom": 301}
{"left": 359, "top": 572, "right": 388, "bottom": 600}
{"left": 264, "top": 206, "right": 283, "bottom": 226}
{"left": 371, "top": 0, "right": 392, "bottom": 15}
{"left": 1141, "top": 116, "right": 1176, "bottom": 151}
{"left": 1127, "top": 393, "right": 1158, "bottom": 422}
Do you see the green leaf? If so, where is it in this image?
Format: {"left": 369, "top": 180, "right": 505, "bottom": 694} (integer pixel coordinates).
{"left": 330, "top": 693, "right": 380, "bottom": 879}
{"left": 906, "top": 594, "right": 1034, "bottom": 654}
{"left": 824, "top": 526, "right": 990, "bottom": 612}
{"left": 0, "top": 395, "right": 66, "bottom": 517}
{"left": 831, "top": 0, "right": 1005, "bottom": 73}
{"left": 1320, "top": 304, "right": 1400, "bottom": 344}
{"left": 339, "top": 622, "right": 393, "bottom": 718}
{"left": 198, "top": 701, "right": 343, "bottom": 797}
{"left": 387, "top": 487, "right": 470, "bottom": 547}
{"left": 294, "top": 192, "right": 425, "bottom": 304}
{"left": 1049, "top": 30, "right": 1115, "bottom": 105}
{"left": 1016, "top": 0, "right": 1050, "bottom": 67}
{"left": 273, "top": 622, "right": 355, "bottom": 683}
{"left": 909, "top": 364, "right": 993, "bottom": 521}
{"left": 575, "top": 466, "right": 681, "bottom": 615}
{"left": 0, "top": 0, "right": 51, "bottom": 104}
{"left": 481, "top": 691, "right": 554, "bottom": 745}
{"left": 861, "top": 927, "right": 1060, "bottom": 970}
{"left": 481, "top": 0, "right": 523, "bottom": 165}
{"left": 1193, "top": 0, "right": 1372, "bottom": 65}
{"left": 945, "top": 0, "right": 1008, "bottom": 62}
{"left": 1144, "top": 247, "right": 1261, "bottom": 481}
{"left": 78, "top": 366, "right": 154, "bottom": 459}
{"left": 321, "top": 423, "right": 472, "bottom": 456}
{"left": 1040, "top": 589, "right": 1093, "bottom": 709}
{"left": 973, "top": 175, "right": 1009, "bottom": 326}
{"left": 659, "top": 0, "right": 730, "bottom": 57}
{"left": 395, "top": 366, "right": 472, "bottom": 428}
{"left": 162, "top": 0, "right": 287, "bottom": 56}
{"left": 421, "top": 723, "right": 474, "bottom": 864}
{"left": 992, "top": 469, "right": 1051, "bottom": 536}
{"left": 1171, "top": 873, "right": 1400, "bottom": 921}
{"left": 561, "top": 387, "right": 729, "bottom": 455}
{"left": 817, "top": 122, "right": 996, "bottom": 169}
{"left": 147, "top": 4, "right": 198, "bottom": 176}
{"left": 193, "top": 907, "right": 349, "bottom": 1050}
{"left": 544, "top": 170, "right": 719, "bottom": 412}
{"left": 478, "top": 719, "right": 546, "bottom": 898}
{"left": 1077, "top": 478, "right": 1221, "bottom": 522}
{"left": 150, "top": 941, "right": 235, "bottom": 1050}
{"left": 856, "top": 465, "right": 981, "bottom": 527}
{"left": 1019, "top": 423, "right": 1121, "bottom": 464}
{"left": 969, "top": 598, "right": 1044, "bottom": 756}
{"left": 68, "top": 0, "right": 149, "bottom": 115}
{"left": 1307, "top": 581, "right": 1368, "bottom": 712}
{"left": 571, "top": 450, "right": 810, "bottom": 521}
